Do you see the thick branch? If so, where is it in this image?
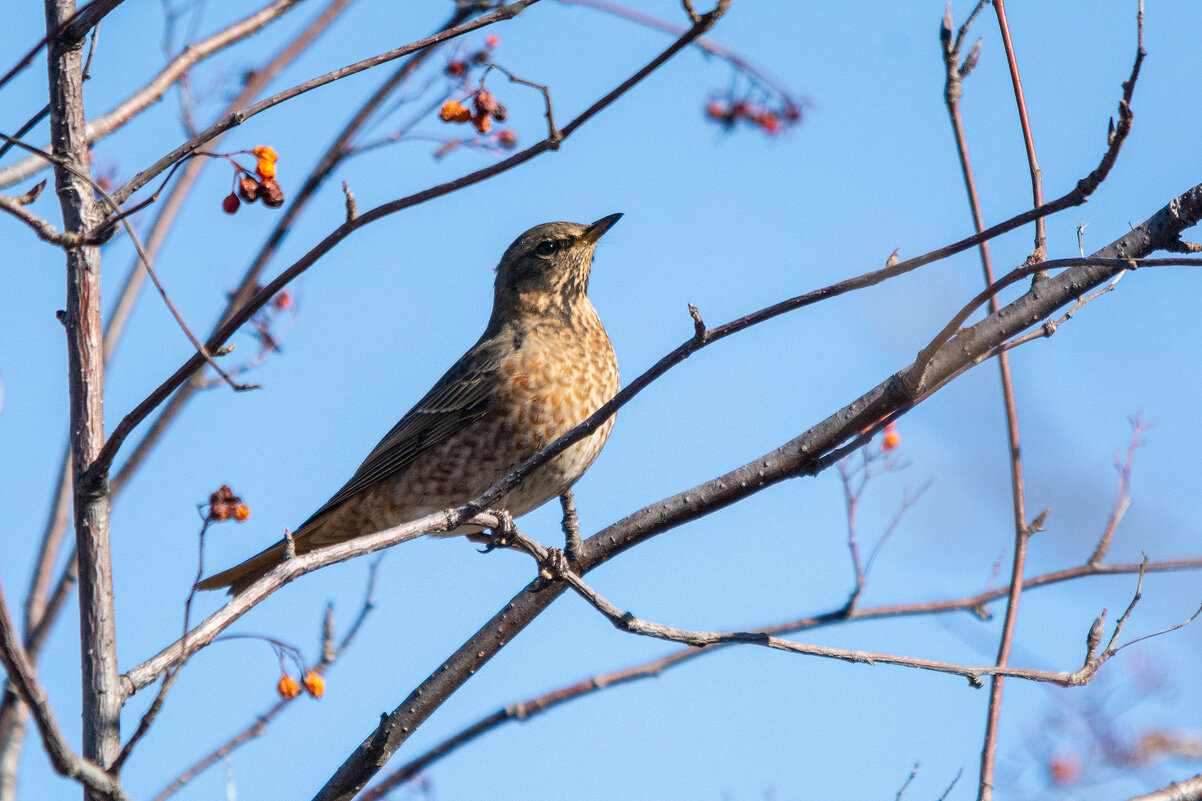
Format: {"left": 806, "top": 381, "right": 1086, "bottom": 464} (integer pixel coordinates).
{"left": 44, "top": 0, "right": 122, "bottom": 788}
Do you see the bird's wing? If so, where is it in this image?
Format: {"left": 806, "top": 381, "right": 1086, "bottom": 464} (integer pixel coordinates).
{"left": 298, "top": 334, "right": 510, "bottom": 529}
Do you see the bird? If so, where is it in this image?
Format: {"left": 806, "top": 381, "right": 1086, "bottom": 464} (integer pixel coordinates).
{"left": 197, "top": 214, "right": 623, "bottom": 594}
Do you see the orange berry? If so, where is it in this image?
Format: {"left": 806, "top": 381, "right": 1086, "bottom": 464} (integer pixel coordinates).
{"left": 302, "top": 671, "right": 324, "bottom": 698}
{"left": 706, "top": 101, "right": 726, "bottom": 119}
{"left": 277, "top": 674, "right": 301, "bottom": 699}
{"left": 256, "top": 158, "right": 276, "bottom": 179}
{"left": 760, "top": 113, "right": 780, "bottom": 135}
{"left": 272, "top": 290, "right": 293, "bottom": 310}
{"left": 252, "top": 146, "right": 278, "bottom": 163}
{"left": 486, "top": 34, "right": 500, "bottom": 48}
{"left": 881, "top": 422, "right": 901, "bottom": 452}
{"left": 233, "top": 504, "right": 250, "bottom": 522}
{"left": 496, "top": 129, "right": 517, "bottom": 149}
{"left": 439, "top": 100, "right": 471, "bottom": 123}
{"left": 221, "top": 193, "right": 240, "bottom": 214}
{"left": 472, "top": 113, "right": 492, "bottom": 134}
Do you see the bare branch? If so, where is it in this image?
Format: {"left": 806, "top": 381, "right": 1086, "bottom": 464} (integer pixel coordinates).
{"left": 993, "top": 0, "right": 1048, "bottom": 260}
{"left": 0, "top": 193, "right": 76, "bottom": 245}
{"left": 1088, "top": 414, "right": 1149, "bottom": 565}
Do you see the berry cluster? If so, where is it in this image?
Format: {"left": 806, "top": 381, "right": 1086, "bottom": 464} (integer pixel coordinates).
{"left": 440, "top": 88, "right": 508, "bottom": 135}
{"left": 222, "top": 146, "right": 284, "bottom": 214}
{"left": 206, "top": 484, "right": 250, "bottom": 523}
{"left": 436, "top": 35, "right": 517, "bottom": 150}
{"left": 277, "top": 670, "right": 324, "bottom": 699}
{"left": 705, "top": 97, "right": 802, "bottom": 136}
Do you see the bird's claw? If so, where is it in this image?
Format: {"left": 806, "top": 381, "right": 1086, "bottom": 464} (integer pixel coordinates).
{"left": 539, "top": 547, "right": 569, "bottom": 581}
{"left": 479, "top": 509, "right": 516, "bottom": 552}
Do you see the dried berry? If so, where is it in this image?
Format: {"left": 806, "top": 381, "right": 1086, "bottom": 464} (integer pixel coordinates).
{"left": 496, "top": 129, "right": 517, "bottom": 148}
{"left": 259, "top": 178, "right": 285, "bottom": 208}
{"left": 238, "top": 175, "right": 261, "bottom": 203}
{"left": 221, "top": 193, "right": 240, "bottom": 214}
{"left": 445, "top": 60, "right": 467, "bottom": 77}
{"left": 473, "top": 90, "right": 498, "bottom": 117}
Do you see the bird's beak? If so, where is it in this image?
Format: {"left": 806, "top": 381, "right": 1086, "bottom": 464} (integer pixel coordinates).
{"left": 580, "top": 213, "right": 623, "bottom": 245}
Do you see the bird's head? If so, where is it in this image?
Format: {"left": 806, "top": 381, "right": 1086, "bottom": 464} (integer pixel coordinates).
{"left": 491, "top": 214, "right": 622, "bottom": 317}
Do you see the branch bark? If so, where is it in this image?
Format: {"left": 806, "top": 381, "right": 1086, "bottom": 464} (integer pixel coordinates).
{"left": 43, "top": 0, "right": 121, "bottom": 791}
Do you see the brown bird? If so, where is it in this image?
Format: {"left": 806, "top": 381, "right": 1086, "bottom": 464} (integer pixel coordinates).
{"left": 198, "top": 215, "right": 623, "bottom": 594}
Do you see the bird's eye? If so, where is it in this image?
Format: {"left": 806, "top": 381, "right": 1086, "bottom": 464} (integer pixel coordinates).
{"left": 535, "top": 240, "right": 559, "bottom": 256}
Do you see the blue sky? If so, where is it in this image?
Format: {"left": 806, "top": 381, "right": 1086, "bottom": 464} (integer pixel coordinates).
{"left": 2, "top": 2, "right": 1201, "bottom": 800}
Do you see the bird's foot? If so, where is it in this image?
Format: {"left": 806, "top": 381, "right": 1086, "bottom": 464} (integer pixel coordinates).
{"left": 479, "top": 509, "right": 516, "bottom": 552}
{"left": 538, "top": 547, "right": 569, "bottom": 581}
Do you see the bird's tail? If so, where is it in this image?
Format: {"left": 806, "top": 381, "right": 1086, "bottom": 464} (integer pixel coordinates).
{"left": 194, "top": 540, "right": 289, "bottom": 596}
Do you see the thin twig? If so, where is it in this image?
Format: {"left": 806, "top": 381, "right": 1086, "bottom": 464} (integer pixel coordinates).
{"left": 994, "top": 0, "right": 1047, "bottom": 259}
{"left": 1088, "top": 414, "right": 1148, "bottom": 565}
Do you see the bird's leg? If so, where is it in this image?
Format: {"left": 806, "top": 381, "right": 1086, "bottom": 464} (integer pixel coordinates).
{"left": 559, "top": 489, "right": 581, "bottom": 564}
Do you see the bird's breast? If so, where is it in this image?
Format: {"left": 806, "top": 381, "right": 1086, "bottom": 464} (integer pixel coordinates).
{"left": 388, "top": 304, "right": 619, "bottom": 520}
